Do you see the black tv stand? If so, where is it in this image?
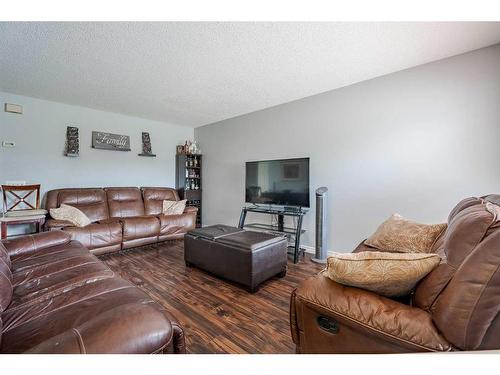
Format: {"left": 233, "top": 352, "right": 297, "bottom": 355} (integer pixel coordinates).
{"left": 238, "top": 205, "right": 307, "bottom": 263}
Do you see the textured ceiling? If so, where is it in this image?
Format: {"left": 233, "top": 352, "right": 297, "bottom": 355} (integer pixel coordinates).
{"left": 1, "top": 22, "right": 500, "bottom": 127}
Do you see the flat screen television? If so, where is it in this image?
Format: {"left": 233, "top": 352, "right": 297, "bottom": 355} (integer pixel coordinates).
{"left": 245, "top": 157, "right": 310, "bottom": 208}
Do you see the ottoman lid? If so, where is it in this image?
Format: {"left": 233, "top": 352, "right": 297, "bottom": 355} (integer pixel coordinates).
{"left": 217, "top": 230, "right": 286, "bottom": 251}
{"left": 188, "top": 224, "right": 244, "bottom": 240}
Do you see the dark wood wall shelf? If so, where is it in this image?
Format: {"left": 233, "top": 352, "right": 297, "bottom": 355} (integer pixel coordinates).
{"left": 175, "top": 154, "right": 202, "bottom": 227}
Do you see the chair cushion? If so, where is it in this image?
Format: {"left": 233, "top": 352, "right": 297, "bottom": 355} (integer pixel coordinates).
{"left": 5, "top": 209, "right": 48, "bottom": 217}
{"left": 50, "top": 204, "right": 91, "bottom": 227}
{"left": 414, "top": 197, "right": 495, "bottom": 311}
{"left": 365, "top": 214, "right": 446, "bottom": 253}
{"left": 324, "top": 251, "right": 440, "bottom": 297}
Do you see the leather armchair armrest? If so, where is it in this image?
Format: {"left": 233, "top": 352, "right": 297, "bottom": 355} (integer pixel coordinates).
{"left": 184, "top": 206, "right": 198, "bottom": 214}
{"left": 291, "top": 274, "right": 452, "bottom": 353}
{"left": 2, "top": 231, "right": 72, "bottom": 259}
{"left": 45, "top": 218, "right": 75, "bottom": 231}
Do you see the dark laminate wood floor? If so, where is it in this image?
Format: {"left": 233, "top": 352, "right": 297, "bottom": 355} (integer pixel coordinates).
{"left": 100, "top": 240, "right": 323, "bottom": 354}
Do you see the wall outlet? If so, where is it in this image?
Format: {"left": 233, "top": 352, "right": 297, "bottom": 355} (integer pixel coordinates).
{"left": 4, "top": 103, "right": 23, "bottom": 114}
{"left": 2, "top": 141, "right": 15, "bottom": 148}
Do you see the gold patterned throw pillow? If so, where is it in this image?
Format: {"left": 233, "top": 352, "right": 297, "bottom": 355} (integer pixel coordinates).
{"left": 324, "top": 251, "right": 441, "bottom": 297}
{"left": 364, "top": 214, "right": 446, "bottom": 253}
{"left": 162, "top": 200, "right": 187, "bottom": 215}
{"left": 49, "top": 204, "right": 91, "bottom": 227}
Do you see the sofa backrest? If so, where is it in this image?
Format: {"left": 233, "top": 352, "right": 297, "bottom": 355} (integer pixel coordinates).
{"left": 142, "top": 187, "right": 179, "bottom": 215}
{"left": 414, "top": 196, "right": 500, "bottom": 350}
{"left": 105, "top": 187, "right": 145, "bottom": 218}
{"left": 45, "top": 186, "right": 181, "bottom": 220}
{"left": 45, "top": 188, "right": 109, "bottom": 222}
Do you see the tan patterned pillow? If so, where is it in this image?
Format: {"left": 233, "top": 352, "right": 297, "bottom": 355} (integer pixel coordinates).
{"left": 364, "top": 214, "right": 446, "bottom": 253}
{"left": 162, "top": 200, "right": 187, "bottom": 215}
{"left": 324, "top": 251, "right": 441, "bottom": 297}
{"left": 49, "top": 204, "right": 91, "bottom": 227}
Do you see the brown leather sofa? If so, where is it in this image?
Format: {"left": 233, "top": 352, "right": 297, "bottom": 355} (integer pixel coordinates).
{"left": 290, "top": 195, "right": 500, "bottom": 353}
{"left": 0, "top": 231, "right": 185, "bottom": 353}
{"left": 45, "top": 187, "right": 197, "bottom": 255}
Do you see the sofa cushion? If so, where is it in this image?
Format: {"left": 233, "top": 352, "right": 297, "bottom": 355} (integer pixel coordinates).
{"left": 105, "top": 187, "right": 145, "bottom": 218}
{"left": 50, "top": 204, "right": 91, "bottom": 227}
{"left": 53, "top": 189, "right": 109, "bottom": 223}
{"left": 62, "top": 222, "right": 122, "bottom": 250}
{"left": 142, "top": 187, "right": 180, "bottom": 215}
{"left": 121, "top": 216, "right": 160, "bottom": 241}
{"left": 365, "top": 214, "right": 446, "bottom": 253}
{"left": 324, "top": 251, "right": 440, "bottom": 297}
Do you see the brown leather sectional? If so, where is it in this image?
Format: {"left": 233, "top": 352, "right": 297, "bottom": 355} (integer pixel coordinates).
{"left": 45, "top": 187, "right": 197, "bottom": 255}
{"left": 0, "top": 231, "right": 185, "bottom": 353}
{"left": 290, "top": 195, "right": 500, "bottom": 353}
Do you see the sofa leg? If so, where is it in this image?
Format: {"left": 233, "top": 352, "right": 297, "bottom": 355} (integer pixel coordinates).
{"left": 278, "top": 268, "right": 287, "bottom": 278}
{"left": 185, "top": 261, "right": 193, "bottom": 267}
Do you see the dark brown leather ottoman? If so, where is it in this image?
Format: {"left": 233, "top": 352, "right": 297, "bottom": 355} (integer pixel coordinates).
{"left": 184, "top": 225, "right": 288, "bottom": 292}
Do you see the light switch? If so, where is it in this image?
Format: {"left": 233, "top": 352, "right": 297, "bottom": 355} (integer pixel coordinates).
{"left": 2, "top": 141, "right": 15, "bottom": 148}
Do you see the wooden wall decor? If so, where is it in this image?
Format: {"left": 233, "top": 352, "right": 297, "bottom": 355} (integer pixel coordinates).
{"left": 65, "top": 126, "right": 79, "bottom": 157}
{"left": 92, "top": 131, "right": 131, "bottom": 151}
{"left": 138, "top": 132, "right": 156, "bottom": 157}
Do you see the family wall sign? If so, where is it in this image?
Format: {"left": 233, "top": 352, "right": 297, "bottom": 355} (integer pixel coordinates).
{"left": 91, "top": 131, "right": 131, "bottom": 151}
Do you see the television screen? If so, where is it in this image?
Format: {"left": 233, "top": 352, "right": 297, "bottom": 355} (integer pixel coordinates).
{"left": 245, "top": 157, "right": 310, "bottom": 207}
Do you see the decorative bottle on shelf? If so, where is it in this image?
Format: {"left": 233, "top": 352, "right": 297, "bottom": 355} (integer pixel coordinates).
{"left": 185, "top": 179, "right": 190, "bottom": 190}
{"left": 194, "top": 156, "right": 198, "bottom": 167}
{"left": 184, "top": 141, "right": 189, "bottom": 154}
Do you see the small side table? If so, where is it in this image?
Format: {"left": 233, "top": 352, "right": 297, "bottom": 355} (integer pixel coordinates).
{"left": 0, "top": 214, "right": 46, "bottom": 240}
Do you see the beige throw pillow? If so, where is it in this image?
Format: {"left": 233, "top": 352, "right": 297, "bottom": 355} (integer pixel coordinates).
{"left": 364, "top": 214, "right": 446, "bottom": 253}
{"left": 324, "top": 251, "right": 440, "bottom": 297}
{"left": 49, "top": 204, "right": 91, "bottom": 227}
{"left": 162, "top": 199, "right": 187, "bottom": 215}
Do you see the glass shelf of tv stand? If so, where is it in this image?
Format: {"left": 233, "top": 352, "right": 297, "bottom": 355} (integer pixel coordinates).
{"left": 243, "top": 222, "right": 306, "bottom": 235}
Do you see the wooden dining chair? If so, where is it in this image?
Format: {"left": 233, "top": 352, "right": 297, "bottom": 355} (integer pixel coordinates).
{"left": 1, "top": 184, "right": 47, "bottom": 239}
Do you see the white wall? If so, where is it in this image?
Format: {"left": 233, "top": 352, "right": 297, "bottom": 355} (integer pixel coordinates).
{"left": 195, "top": 44, "right": 500, "bottom": 252}
{"left": 1, "top": 92, "right": 193, "bottom": 233}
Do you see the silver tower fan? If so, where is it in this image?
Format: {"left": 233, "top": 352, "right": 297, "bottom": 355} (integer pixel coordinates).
{"left": 312, "top": 187, "right": 328, "bottom": 264}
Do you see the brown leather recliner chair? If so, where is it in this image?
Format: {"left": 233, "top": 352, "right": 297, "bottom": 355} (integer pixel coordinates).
{"left": 44, "top": 187, "right": 197, "bottom": 255}
{"left": 290, "top": 195, "right": 500, "bottom": 353}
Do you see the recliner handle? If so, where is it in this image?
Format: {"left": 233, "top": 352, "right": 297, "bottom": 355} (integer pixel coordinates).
{"left": 317, "top": 316, "right": 339, "bottom": 334}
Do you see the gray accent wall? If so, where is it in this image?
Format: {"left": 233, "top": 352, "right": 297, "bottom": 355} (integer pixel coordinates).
{"left": 195, "top": 44, "right": 500, "bottom": 252}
